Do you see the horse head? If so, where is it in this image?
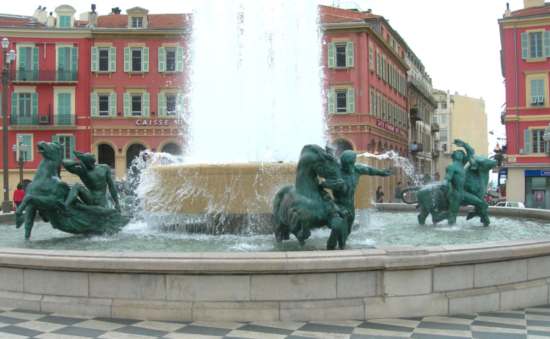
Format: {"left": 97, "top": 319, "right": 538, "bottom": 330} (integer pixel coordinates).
{"left": 300, "top": 144, "right": 341, "bottom": 181}
{"left": 37, "top": 141, "right": 64, "bottom": 166}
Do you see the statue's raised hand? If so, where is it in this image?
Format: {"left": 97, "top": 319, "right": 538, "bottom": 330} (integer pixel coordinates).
{"left": 453, "top": 139, "right": 466, "bottom": 147}
{"left": 381, "top": 168, "right": 393, "bottom": 177}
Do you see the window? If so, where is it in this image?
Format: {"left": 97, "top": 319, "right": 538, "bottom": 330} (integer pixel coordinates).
{"left": 11, "top": 92, "right": 37, "bottom": 125}
{"left": 530, "top": 79, "right": 545, "bottom": 106}
{"left": 16, "top": 134, "right": 32, "bottom": 161}
{"left": 98, "top": 94, "right": 110, "bottom": 116}
{"left": 54, "top": 135, "right": 75, "bottom": 160}
{"left": 59, "top": 15, "right": 71, "bottom": 28}
{"left": 369, "top": 45, "right": 374, "bottom": 71}
{"left": 166, "top": 94, "right": 176, "bottom": 115}
{"left": 57, "top": 46, "right": 78, "bottom": 80}
{"left": 336, "top": 90, "right": 347, "bottom": 113}
{"left": 56, "top": 92, "right": 73, "bottom": 125}
{"left": 440, "top": 128, "right": 448, "bottom": 141}
{"left": 335, "top": 44, "right": 346, "bottom": 67}
{"left": 532, "top": 129, "right": 545, "bottom": 153}
{"left": 132, "top": 49, "right": 142, "bottom": 72}
{"left": 166, "top": 48, "right": 176, "bottom": 72}
{"left": 530, "top": 32, "right": 543, "bottom": 59}
{"left": 131, "top": 94, "right": 142, "bottom": 116}
{"left": 131, "top": 16, "right": 143, "bottom": 28}
{"left": 98, "top": 49, "right": 109, "bottom": 71}
{"left": 16, "top": 46, "right": 38, "bottom": 81}
{"left": 18, "top": 93, "right": 31, "bottom": 117}
{"left": 522, "top": 30, "right": 550, "bottom": 60}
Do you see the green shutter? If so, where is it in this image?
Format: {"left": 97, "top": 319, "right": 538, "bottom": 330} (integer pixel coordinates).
{"left": 328, "top": 42, "right": 335, "bottom": 68}
{"left": 545, "top": 31, "right": 550, "bottom": 57}
{"left": 69, "top": 135, "right": 75, "bottom": 159}
{"left": 58, "top": 47, "right": 66, "bottom": 71}
{"left": 328, "top": 88, "right": 335, "bottom": 114}
{"left": 109, "top": 47, "right": 116, "bottom": 72}
{"left": 90, "top": 92, "right": 98, "bottom": 116}
{"left": 32, "top": 47, "right": 39, "bottom": 75}
{"left": 176, "top": 47, "right": 184, "bottom": 72}
{"left": 31, "top": 92, "right": 38, "bottom": 116}
{"left": 123, "top": 92, "right": 130, "bottom": 116}
{"left": 11, "top": 92, "right": 17, "bottom": 116}
{"left": 346, "top": 88, "right": 355, "bottom": 113}
{"left": 177, "top": 93, "right": 185, "bottom": 114}
{"left": 142, "top": 47, "right": 149, "bottom": 72}
{"left": 158, "top": 92, "right": 166, "bottom": 116}
{"left": 523, "top": 128, "right": 532, "bottom": 154}
{"left": 71, "top": 47, "right": 78, "bottom": 73}
{"left": 109, "top": 92, "right": 117, "bottom": 116}
{"left": 124, "top": 47, "right": 130, "bottom": 72}
{"left": 91, "top": 47, "right": 98, "bottom": 72}
{"left": 18, "top": 48, "right": 26, "bottom": 70}
{"left": 52, "top": 134, "right": 59, "bottom": 145}
{"left": 142, "top": 92, "right": 150, "bottom": 116}
{"left": 158, "top": 47, "right": 166, "bottom": 72}
{"left": 521, "top": 32, "right": 528, "bottom": 59}
{"left": 346, "top": 41, "right": 354, "bottom": 68}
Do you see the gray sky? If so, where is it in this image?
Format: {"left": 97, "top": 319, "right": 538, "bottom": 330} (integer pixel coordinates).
{"left": 3, "top": 0, "right": 517, "bottom": 151}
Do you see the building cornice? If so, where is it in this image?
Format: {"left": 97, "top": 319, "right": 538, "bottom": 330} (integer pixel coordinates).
{"left": 322, "top": 22, "right": 409, "bottom": 71}
{"left": 500, "top": 16, "right": 550, "bottom": 28}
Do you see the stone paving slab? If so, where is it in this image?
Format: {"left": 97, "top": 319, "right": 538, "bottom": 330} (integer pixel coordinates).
{"left": 0, "top": 306, "right": 549, "bottom": 338}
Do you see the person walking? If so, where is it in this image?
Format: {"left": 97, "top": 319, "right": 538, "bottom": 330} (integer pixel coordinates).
{"left": 13, "top": 183, "right": 25, "bottom": 210}
{"left": 376, "top": 185, "right": 384, "bottom": 203}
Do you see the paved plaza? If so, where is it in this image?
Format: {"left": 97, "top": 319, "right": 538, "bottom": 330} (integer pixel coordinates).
{"left": 1, "top": 305, "right": 550, "bottom": 338}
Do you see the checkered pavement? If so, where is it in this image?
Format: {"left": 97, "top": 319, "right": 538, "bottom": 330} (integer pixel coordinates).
{"left": 1, "top": 305, "right": 550, "bottom": 338}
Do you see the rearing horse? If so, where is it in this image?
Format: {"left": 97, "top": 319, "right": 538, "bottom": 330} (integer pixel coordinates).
{"left": 272, "top": 145, "right": 348, "bottom": 250}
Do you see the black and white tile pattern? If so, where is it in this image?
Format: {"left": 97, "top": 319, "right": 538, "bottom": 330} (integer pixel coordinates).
{"left": 1, "top": 305, "right": 550, "bottom": 338}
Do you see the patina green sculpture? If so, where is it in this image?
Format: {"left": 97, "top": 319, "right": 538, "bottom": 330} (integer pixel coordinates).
{"left": 15, "top": 141, "right": 129, "bottom": 239}
{"left": 273, "top": 145, "right": 391, "bottom": 250}
{"left": 404, "top": 139, "right": 496, "bottom": 226}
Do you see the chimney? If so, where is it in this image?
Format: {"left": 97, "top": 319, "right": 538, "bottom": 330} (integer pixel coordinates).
{"left": 504, "top": 2, "right": 512, "bottom": 17}
{"left": 111, "top": 7, "right": 121, "bottom": 15}
{"left": 46, "top": 12, "right": 55, "bottom": 27}
{"left": 33, "top": 6, "right": 48, "bottom": 24}
{"left": 88, "top": 3, "right": 98, "bottom": 27}
{"left": 524, "top": 0, "right": 545, "bottom": 8}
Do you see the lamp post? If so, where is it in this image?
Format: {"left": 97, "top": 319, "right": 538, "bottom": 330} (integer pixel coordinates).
{"left": 12, "top": 142, "right": 24, "bottom": 185}
{"left": 2, "top": 37, "right": 15, "bottom": 213}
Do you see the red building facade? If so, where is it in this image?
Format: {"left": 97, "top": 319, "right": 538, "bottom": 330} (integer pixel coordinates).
{"left": 500, "top": 0, "right": 550, "bottom": 208}
{"left": 320, "top": 6, "right": 409, "bottom": 156}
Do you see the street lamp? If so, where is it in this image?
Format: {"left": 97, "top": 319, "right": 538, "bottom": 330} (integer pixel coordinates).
{"left": 12, "top": 141, "right": 25, "bottom": 185}
{"left": 2, "top": 37, "right": 15, "bottom": 213}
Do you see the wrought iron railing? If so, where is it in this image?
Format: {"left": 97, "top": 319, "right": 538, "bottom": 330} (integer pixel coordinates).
{"left": 12, "top": 70, "right": 78, "bottom": 82}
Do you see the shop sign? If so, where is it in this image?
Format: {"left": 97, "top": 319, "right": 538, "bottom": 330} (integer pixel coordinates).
{"left": 525, "top": 169, "right": 550, "bottom": 177}
{"left": 135, "top": 119, "right": 184, "bottom": 126}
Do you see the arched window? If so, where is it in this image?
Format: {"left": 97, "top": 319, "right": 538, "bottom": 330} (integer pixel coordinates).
{"left": 97, "top": 144, "right": 115, "bottom": 169}
{"left": 161, "top": 142, "right": 182, "bottom": 155}
{"left": 126, "top": 143, "right": 146, "bottom": 169}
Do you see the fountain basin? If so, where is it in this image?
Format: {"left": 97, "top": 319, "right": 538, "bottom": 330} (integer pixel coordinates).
{"left": 1, "top": 205, "right": 550, "bottom": 321}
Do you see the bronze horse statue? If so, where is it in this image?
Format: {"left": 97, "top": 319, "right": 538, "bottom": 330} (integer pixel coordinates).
{"left": 272, "top": 145, "right": 349, "bottom": 250}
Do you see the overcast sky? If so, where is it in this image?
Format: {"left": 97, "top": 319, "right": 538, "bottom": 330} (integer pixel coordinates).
{"left": 2, "top": 0, "right": 520, "bottom": 151}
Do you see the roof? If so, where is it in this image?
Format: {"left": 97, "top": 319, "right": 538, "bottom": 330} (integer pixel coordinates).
{"left": 96, "top": 13, "right": 188, "bottom": 29}
{"left": 0, "top": 14, "right": 44, "bottom": 28}
{"left": 507, "top": 3, "right": 550, "bottom": 19}
{"left": 319, "top": 5, "right": 379, "bottom": 24}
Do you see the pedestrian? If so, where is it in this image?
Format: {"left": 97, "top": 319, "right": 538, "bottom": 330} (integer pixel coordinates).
{"left": 394, "top": 181, "right": 402, "bottom": 203}
{"left": 376, "top": 185, "right": 384, "bottom": 203}
{"left": 13, "top": 183, "right": 25, "bottom": 210}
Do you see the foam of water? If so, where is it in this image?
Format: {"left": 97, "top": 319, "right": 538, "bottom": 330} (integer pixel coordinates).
{"left": 358, "top": 150, "right": 422, "bottom": 186}
{"left": 184, "top": 0, "right": 325, "bottom": 163}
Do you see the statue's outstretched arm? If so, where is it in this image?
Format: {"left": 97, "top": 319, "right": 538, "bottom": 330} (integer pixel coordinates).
{"left": 62, "top": 159, "right": 85, "bottom": 176}
{"left": 106, "top": 170, "right": 121, "bottom": 211}
{"left": 355, "top": 164, "right": 391, "bottom": 177}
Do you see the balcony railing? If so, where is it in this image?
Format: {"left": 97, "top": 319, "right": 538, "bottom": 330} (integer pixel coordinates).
{"left": 10, "top": 114, "right": 38, "bottom": 125}
{"left": 410, "top": 143, "right": 423, "bottom": 153}
{"left": 11, "top": 70, "right": 78, "bottom": 83}
{"left": 431, "top": 122, "right": 440, "bottom": 133}
{"left": 54, "top": 114, "right": 75, "bottom": 125}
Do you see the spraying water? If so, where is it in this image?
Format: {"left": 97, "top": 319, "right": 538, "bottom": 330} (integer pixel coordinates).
{"left": 185, "top": 0, "right": 325, "bottom": 163}
{"left": 358, "top": 150, "right": 422, "bottom": 186}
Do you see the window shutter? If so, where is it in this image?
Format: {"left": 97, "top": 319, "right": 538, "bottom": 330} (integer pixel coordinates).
{"left": 123, "top": 92, "right": 130, "bottom": 116}
{"left": 158, "top": 47, "right": 166, "bottom": 72}
{"left": 71, "top": 47, "right": 78, "bottom": 73}
{"left": 328, "top": 89, "right": 335, "bottom": 114}
{"left": 90, "top": 92, "right": 98, "bottom": 116}
{"left": 109, "top": 92, "right": 117, "bottom": 116}
{"left": 158, "top": 92, "right": 166, "bottom": 116}
{"left": 328, "top": 42, "right": 335, "bottom": 68}
{"left": 521, "top": 32, "right": 528, "bottom": 59}
{"left": 142, "top": 47, "right": 149, "bottom": 72}
{"left": 31, "top": 92, "right": 38, "bottom": 116}
{"left": 17, "top": 48, "right": 25, "bottom": 70}
{"left": 91, "top": 47, "right": 98, "bottom": 72}
{"left": 346, "top": 41, "right": 354, "bottom": 68}
{"left": 177, "top": 93, "right": 185, "bottom": 114}
{"left": 69, "top": 135, "right": 76, "bottom": 159}
{"left": 142, "top": 92, "right": 150, "bottom": 116}
{"left": 124, "top": 47, "right": 130, "bottom": 72}
{"left": 369, "top": 46, "right": 374, "bottom": 71}
{"left": 52, "top": 134, "right": 59, "bottom": 144}
{"left": 545, "top": 31, "right": 550, "bottom": 57}
{"left": 346, "top": 88, "right": 355, "bottom": 113}
{"left": 11, "top": 92, "right": 17, "bottom": 116}
{"left": 524, "top": 128, "right": 532, "bottom": 154}
{"left": 109, "top": 47, "right": 116, "bottom": 72}
{"left": 176, "top": 47, "right": 184, "bottom": 72}
{"left": 32, "top": 47, "right": 39, "bottom": 73}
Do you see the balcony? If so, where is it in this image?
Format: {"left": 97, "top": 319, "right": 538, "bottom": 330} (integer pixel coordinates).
{"left": 410, "top": 106, "right": 423, "bottom": 121}
{"left": 10, "top": 114, "right": 38, "bottom": 126}
{"left": 54, "top": 114, "right": 75, "bottom": 126}
{"left": 432, "top": 149, "right": 440, "bottom": 158}
{"left": 431, "top": 122, "right": 440, "bottom": 133}
{"left": 11, "top": 70, "right": 78, "bottom": 84}
{"left": 10, "top": 114, "right": 75, "bottom": 127}
{"left": 410, "top": 142, "right": 423, "bottom": 153}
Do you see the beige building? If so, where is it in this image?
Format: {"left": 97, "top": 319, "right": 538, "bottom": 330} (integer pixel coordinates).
{"left": 433, "top": 90, "right": 489, "bottom": 177}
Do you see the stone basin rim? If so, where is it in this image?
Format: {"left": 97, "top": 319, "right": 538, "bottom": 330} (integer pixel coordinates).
{"left": 0, "top": 205, "right": 549, "bottom": 274}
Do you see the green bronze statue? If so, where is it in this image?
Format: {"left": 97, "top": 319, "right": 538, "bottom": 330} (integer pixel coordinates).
{"left": 403, "top": 139, "right": 496, "bottom": 226}
{"left": 15, "top": 141, "right": 129, "bottom": 239}
{"left": 272, "top": 145, "right": 391, "bottom": 250}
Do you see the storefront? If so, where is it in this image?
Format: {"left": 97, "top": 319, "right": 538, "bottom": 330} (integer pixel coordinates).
{"left": 525, "top": 169, "right": 550, "bottom": 209}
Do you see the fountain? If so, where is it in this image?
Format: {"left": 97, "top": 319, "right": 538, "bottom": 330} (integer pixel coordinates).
{"left": 1, "top": 0, "right": 550, "bottom": 323}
